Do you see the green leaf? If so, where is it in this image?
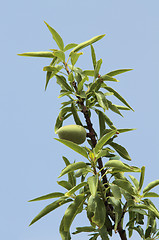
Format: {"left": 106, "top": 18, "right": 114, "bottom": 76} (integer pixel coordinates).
{"left": 55, "top": 138, "right": 88, "bottom": 159}
{"left": 95, "top": 91, "right": 109, "bottom": 110}
{"left": 109, "top": 142, "right": 131, "bottom": 161}
{"left": 87, "top": 175, "right": 99, "bottom": 197}
{"left": 94, "top": 130, "right": 116, "bottom": 154}
{"left": 91, "top": 45, "right": 96, "bottom": 69}
{"left": 70, "top": 34, "right": 105, "bottom": 53}
{"left": 71, "top": 103, "right": 83, "bottom": 126}
{"left": 99, "top": 74, "right": 118, "bottom": 82}
{"left": 64, "top": 194, "right": 86, "bottom": 231}
{"left": 143, "top": 192, "right": 159, "bottom": 198}
{"left": 115, "top": 105, "right": 131, "bottom": 111}
{"left": 44, "top": 65, "right": 63, "bottom": 90}
{"left": 44, "top": 21, "right": 64, "bottom": 50}
{"left": 64, "top": 43, "right": 78, "bottom": 52}
{"left": 59, "top": 216, "right": 71, "bottom": 240}
{"left": 29, "top": 197, "right": 72, "bottom": 226}
{"left": 107, "top": 69, "right": 133, "bottom": 76}
{"left": 45, "top": 71, "right": 52, "bottom": 90}
{"left": 56, "top": 75, "right": 72, "bottom": 91}
{"left": 108, "top": 197, "right": 122, "bottom": 231}
{"left": 109, "top": 183, "right": 121, "bottom": 200}
{"left": 68, "top": 72, "right": 74, "bottom": 84}
{"left": 138, "top": 166, "right": 145, "bottom": 191}
{"left": 62, "top": 156, "right": 76, "bottom": 187}
{"left": 99, "top": 225, "right": 109, "bottom": 240}
{"left": 129, "top": 208, "right": 147, "bottom": 215}
{"left": 104, "top": 86, "right": 134, "bottom": 111}
{"left": 17, "top": 51, "right": 54, "bottom": 58}
{"left": 72, "top": 226, "right": 97, "bottom": 234}
{"left": 53, "top": 50, "right": 65, "bottom": 62}
{"left": 78, "top": 76, "right": 88, "bottom": 92}
{"left": 97, "top": 110, "right": 106, "bottom": 138}
{"left": 65, "top": 182, "right": 87, "bottom": 197}
{"left": 70, "top": 52, "right": 83, "bottom": 66}
{"left": 94, "top": 59, "right": 102, "bottom": 78}
{"left": 129, "top": 175, "right": 139, "bottom": 189}
{"left": 95, "top": 149, "right": 113, "bottom": 160}
{"left": 129, "top": 226, "right": 144, "bottom": 238}
{"left": 104, "top": 160, "right": 140, "bottom": 172}
{"left": 59, "top": 162, "right": 87, "bottom": 178}
{"left": 143, "top": 179, "right": 159, "bottom": 194}
{"left": 58, "top": 91, "right": 72, "bottom": 98}
{"left": 43, "top": 65, "right": 63, "bottom": 72}
{"left": 87, "top": 194, "right": 106, "bottom": 229}
{"left": 28, "top": 192, "right": 64, "bottom": 202}
{"left": 95, "top": 109, "right": 115, "bottom": 129}
{"left": 117, "top": 128, "right": 136, "bottom": 134}
{"left": 57, "top": 181, "right": 73, "bottom": 190}
{"left": 113, "top": 179, "right": 136, "bottom": 196}
{"left": 83, "top": 70, "right": 95, "bottom": 77}
{"left": 58, "top": 107, "right": 72, "bottom": 119}
{"left": 107, "top": 100, "right": 123, "bottom": 117}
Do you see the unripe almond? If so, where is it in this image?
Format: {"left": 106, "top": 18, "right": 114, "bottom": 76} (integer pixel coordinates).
{"left": 56, "top": 125, "right": 86, "bottom": 145}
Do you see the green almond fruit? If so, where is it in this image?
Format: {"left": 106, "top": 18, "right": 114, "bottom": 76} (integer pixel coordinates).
{"left": 56, "top": 125, "right": 87, "bottom": 145}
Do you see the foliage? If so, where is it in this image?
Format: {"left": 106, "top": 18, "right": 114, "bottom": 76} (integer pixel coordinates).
{"left": 18, "top": 22, "right": 159, "bottom": 240}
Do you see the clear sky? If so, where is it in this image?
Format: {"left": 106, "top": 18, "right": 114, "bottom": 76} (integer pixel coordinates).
{"left": 1, "top": 1, "right": 159, "bottom": 240}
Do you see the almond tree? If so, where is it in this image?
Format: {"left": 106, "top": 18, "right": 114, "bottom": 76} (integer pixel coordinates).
{"left": 18, "top": 22, "right": 159, "bottom": 240}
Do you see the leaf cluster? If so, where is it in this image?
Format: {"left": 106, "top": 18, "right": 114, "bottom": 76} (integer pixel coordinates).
{"left": 18, "top": 22, "right": 159, "bottom": 240}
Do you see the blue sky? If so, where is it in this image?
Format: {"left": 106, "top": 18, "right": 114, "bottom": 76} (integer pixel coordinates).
{"left": 1, "top": 1, "right": 159, "bottom": 240}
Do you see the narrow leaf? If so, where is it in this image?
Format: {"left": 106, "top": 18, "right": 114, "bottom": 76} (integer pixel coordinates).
{"left": 60, "top": 216, "right": 71, "bottom": 240}
{"left": 59, "top": 162, "right": 87, "bottom": 178}
{"left": 104, "top": 86, "right": 134, "bottom": 111}
{"left": 78, "top": 76, "right": 88, "bottom": 92}
{"left": 143, "top": 192, "right": 159, "bottom": 198}
{"left": 57, "top": 181, "right": 72, "bottom": 190}
{"left": 100, "top": 74, "right": 118, "bottom": 82}
{"left": 56, "top": 75, "right": 72, "bottom": 91}
{"left": 18, "top": 51, "right": 54, "bottom": 58}
{"left": 72, "top": 226, "right": 97, "bottom": 234}
{"left": 87, "top": 175, "right": 98, "bottom": 197}
{"left": 107, "top": 100, "right": 123, "bottom": 117}
{"left": 94, "top": 59, "right": 102, "bottom": 78}
{"left": 44, "top": 21, "right": 64, "bottom": 50}
{"left": 64, "top": 194, "right": 86, "bottom": 231}
{"left": 53, "top": 50, "right": 65, "bottom": 62}
{"left": 29, "top": 198, "right": 72, "bottom": 225}
{"left": 70, "top": 52, "right": 83, "bottom": 65}
{"left": 87, "top": 194, "right": 106, "bottom": 229}
{"left": 113, "top": 179, "right": 136, "bottom": 195}
{"left": 109, "top": 142, "right": 131, "bottom": 161}
{"left": 109, "top": 183, "right": 121, "bottom": 200}
{"left": 98, "top": 110, "right": 106, "bottom": 138}
{"left": 65, "top": 182, "right": 87, "bottom": 197}
{"left": 62, "top": 156, "right": 76, "bottom": 187}
{"left": 71, "top": 34, "right": 105, "bottom": 53}
{"left": 94, "top": 130, "right": 116, "bottom": 154}
{"left": 29, "top": 192, "right": 64, "bottom": 202}
{"left": 55, "top": 138, "right": 88, "bottom": 159}
{"left": 117, "top": 128, "right": 136, "bottom": 133}
{"left": 107, "top": 69, "right": 133, "bottom": 76}
{"left": 143, "top": 179, "right": 159, "bottom": 194}
{"left": 129, "top": 175, "right": 139, "bottom": 189}
{"left": 64, "top": 43, "right": 78, "bottom": 52}
{"left": 91, "top": 45, "right": 96, "bottom": 69}
{"left": 83, "top": 70, "right": 94, "bottom": 76}
{"left": 105, "top": 160, "right": 140, "bottom": 173}
{"left": 138, "top": 166, "right": 145, "bottom": 191}
{"left": 71, "top": 103, "right": 83, "bottom": 126}
{"left": 95, "top": 92, "right": 109, "bottom": 110}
